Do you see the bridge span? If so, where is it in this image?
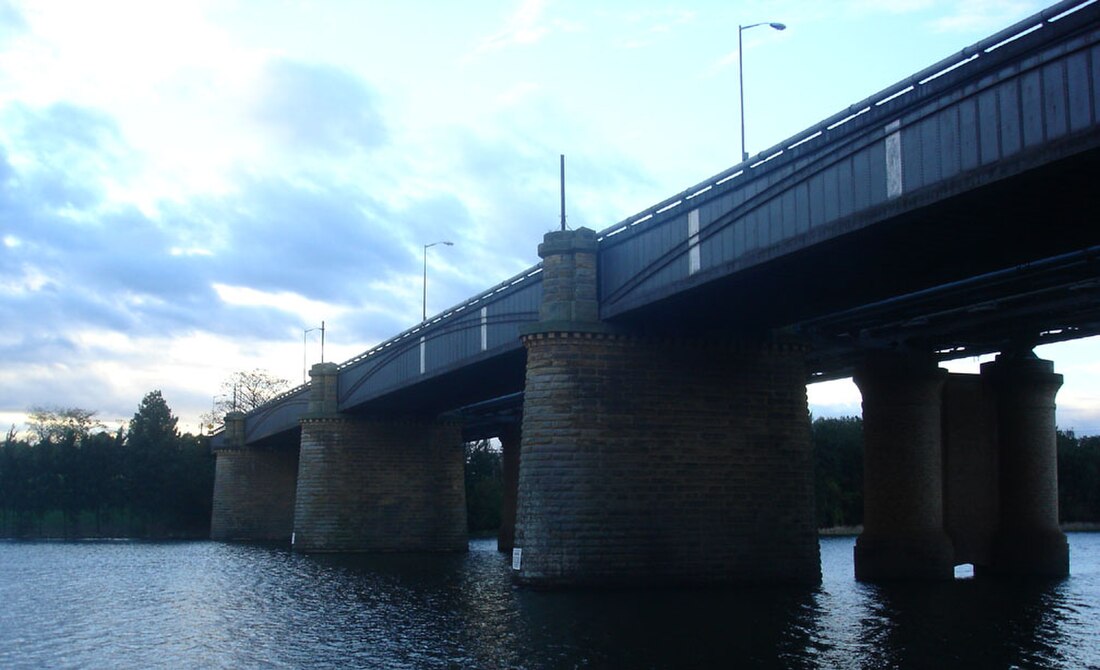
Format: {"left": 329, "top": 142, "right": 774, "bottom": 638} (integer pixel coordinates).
{"left": 212, "top": 0, "right": 1100, "bottom": 585}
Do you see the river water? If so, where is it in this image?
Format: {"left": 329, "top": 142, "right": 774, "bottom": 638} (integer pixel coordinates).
{"left": 1, "top": 534, "right": 1097, "bottom": 669}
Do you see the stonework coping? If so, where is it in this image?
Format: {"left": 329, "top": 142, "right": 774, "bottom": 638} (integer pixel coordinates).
{"left": 981, "top": 352, "right": 1063, "bottom": 387}
{"left": 520, "top": 328, "right": 807, "bottom": 354}
{"left": 299, "top": 415, "right": 461, "bottom": 428}
{"left": 518, "top": 320, "right": 620, "bottom": 337}
{"left": 537, "top": 227, "right": 598, "bottom": 258}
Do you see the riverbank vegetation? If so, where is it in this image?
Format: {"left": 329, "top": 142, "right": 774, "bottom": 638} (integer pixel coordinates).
{"left": 813, "top": 416, "right": 1100, "bottom": 529}
{"left": 465, "top": 440, "right": 503, "bottom": 534}
{"left": 3, "top": 404, "right": 1098, "bottom": 539}
{"left": 0, "top": 391, "right": 213, "bottom": 538}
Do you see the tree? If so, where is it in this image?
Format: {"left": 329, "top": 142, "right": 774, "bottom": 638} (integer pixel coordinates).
{"left": 813, "top": 416, "right": 864, "bottom": 528}
{"left": 26, "top": 406, "right": 104, "bottom": 446}
{"left": 128, "top": 390, "right": 179, "bottom": 447}
{"left": 1058, "top": 430, "right": 1100, "bottom": 523}
{"left": 2, "top": 391, "right": 216, "bottom": 539}
{"left": 203, "top": 369, "right": 292, "bottom": 429}
{"left": 125, "top": 390, "right": 181, "bottom": 532}
{"left": 465, "top": 440, "right": 503, "bottom": 532}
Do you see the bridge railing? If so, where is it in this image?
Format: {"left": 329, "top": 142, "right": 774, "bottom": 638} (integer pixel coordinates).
{"left": 595, "top": 0, "right": 1094, "bottom": 245}
{"left": 594, "top": 0, "right": 1098, "bottom": 315}
{"left": 335, "top": 263, "right": 541, "bottom": 408}
{"left": 225, "top": 262, "right": 543, "bottom": 443}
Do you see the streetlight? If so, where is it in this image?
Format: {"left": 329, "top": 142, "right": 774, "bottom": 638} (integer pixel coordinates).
{"left": 208, "top": 393, "right": 230, "bottom": 434}
{"left": 303, "top": 321, "right": 325, "bottom": 383}
{"left": 423, "top": 241, "right": 454, "bottom": 322}
{"left": 739, "top": 21, "right": 786, "bottom": 162}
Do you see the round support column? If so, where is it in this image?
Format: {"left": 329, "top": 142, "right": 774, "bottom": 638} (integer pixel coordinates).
{"left": 498, "top": 425, "right": 521, "bottom": 553}
{"left": 981, "top": 351, "right": 1068, "bottom": 577}
{"left": 854, "top": 353, "right": 954, "bottom": 581}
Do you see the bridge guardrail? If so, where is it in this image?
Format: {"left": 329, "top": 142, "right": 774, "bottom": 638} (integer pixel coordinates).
{"left": 336, "top": 264, "right": 543, "bottom": 374}
{"left": 221, "top": 0, "right": 1097, "bottom": 439}
{"left": 231, "top": 261, "right": 544, "bottom": 435}
{"left": 594, "top": 0, "right": 1095, "bottom": 245}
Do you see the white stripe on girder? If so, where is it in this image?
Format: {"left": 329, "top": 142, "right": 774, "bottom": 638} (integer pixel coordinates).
{"left": 480, "top": 306, "right": 488, "bottom": 351}
{"left": 885, "top": 119, "right": 903, "bottom": 199}
{"left": 688, "top": 208, "right": 701, "bottom": 275}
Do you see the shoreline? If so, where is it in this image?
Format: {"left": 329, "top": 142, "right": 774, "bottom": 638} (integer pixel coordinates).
{"left": 5, "top": 523, "right": 1099, "bottom": 542}
{"left": 819, "top": 522, "right": 1100, "bottom": 536}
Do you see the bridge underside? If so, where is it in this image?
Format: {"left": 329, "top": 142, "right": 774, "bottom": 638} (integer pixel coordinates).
{"left": 607, "top": 141, "right": 1100, "bottom": 378}
{"left": 340, "top": 347, "right": 527, "bottom": 420}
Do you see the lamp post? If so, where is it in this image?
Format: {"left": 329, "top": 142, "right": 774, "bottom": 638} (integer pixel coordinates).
{"left": 303, "top": 321, "right": 325, "bottom": 383}
{"left": 208, "top": 394, "right": 228, "bottom": 434}
{"left": 739, "top": 21, "right": 786, "bottom": 162}
{"left": 423, "top": 241, "right": 454, "bottom": 322}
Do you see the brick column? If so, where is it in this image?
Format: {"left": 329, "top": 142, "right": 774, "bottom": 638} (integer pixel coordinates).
{"left": 514, "top": 333, "right": 819, "bottom": 586}
{"left": 293, "top": 417, "right": 466, "bottom": 552}
{"left": 512, "top": 228, "right": 817, "bottom": 585}
{"left": 981, "top": 351, "right": 1069, "bottom": 577}
{"left": 535, "top": 227, "right": 600, "bottom": 327}
{"left": 292, "top": 364, "right": 466, "bottom": 552}
{"left": 854, "top": 352, "right": 955, "bottom": 581}
{"left": 498, "top": 425, "right": 521, "bottom": 553}
{"left": 941, "top": 373, "right": 998, "bottom": 569}
{"left": 210, "top": 411, "right": 299, "bottom": 541}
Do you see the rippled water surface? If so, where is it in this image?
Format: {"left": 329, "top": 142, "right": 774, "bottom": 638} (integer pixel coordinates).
{"left": 1, "top": 534, "right": 1098, "bottom": 669}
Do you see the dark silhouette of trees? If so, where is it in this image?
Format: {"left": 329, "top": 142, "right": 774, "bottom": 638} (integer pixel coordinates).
{"left": 465, "top": 440, "right": 502, "bottom": 533}
{"left": 812, "top": 417, "right": 1100, "bottom": 529}
{"left": 0, "top": 391, "right": 214, "bottom": 538}
{"left": 1058, "top": 430, "right": 1100, "bottom": 523}
{"left": 26, "top": 406, "right": 103, "bottom": 445}
{"left": 3, "top": 401, "right": 1097, "bottom": 539}
{"left": 813, "top": 416, "right": 865, "bottom": 528}
{"left": 202, "top": 369, "right": 291, "bottom": 430}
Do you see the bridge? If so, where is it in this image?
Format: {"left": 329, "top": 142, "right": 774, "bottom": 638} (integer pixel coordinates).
{"left": 211, "top": 0, "right": 1100, "bottom": 585}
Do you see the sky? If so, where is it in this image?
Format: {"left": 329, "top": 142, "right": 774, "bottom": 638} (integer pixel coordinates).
{"left": 1, "top": 0, "right": 1097, "bottom": 436}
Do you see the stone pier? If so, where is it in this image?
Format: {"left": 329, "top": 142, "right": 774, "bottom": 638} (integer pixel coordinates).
{"left": 982, "top": 351, "right": 1069, "bottom": 577}
{"left": 210, "top": 411, "right": 299, "bottom": 541}
{"left": 511, "top": 228, "right": 820, "bottom": 586}
{"left": 854, "top": 348, "right": 1069, "bottom": 580}
{"left": 854, "top": 353, "right": 955, "bottom": 580}
{"left": 942, "top": 373, "right": 999, "bottom": 569}
{"left": 290, "top": 363, "right": 467, "bottom": 552}
{"left": 498, "top": 425, "right": 521, "bottom": 553}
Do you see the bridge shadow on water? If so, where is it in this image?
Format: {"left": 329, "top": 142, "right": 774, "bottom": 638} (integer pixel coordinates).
{"left": 845, "top": 577, "right": 1088, "bottom": 670}
{"left": 264, "top": 535, "right": 1099, "bottom": 669}
{"left": 300, "top": 541, "right": 823, "bottom": 669}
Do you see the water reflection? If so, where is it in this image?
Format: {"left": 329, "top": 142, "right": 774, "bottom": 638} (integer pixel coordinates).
{"left": 511, "top": 585, "right": 821, "bottom": 669}
{"left": 853, "top": 577, "right": 1069, "bottom": 669}
{"left": 0, "top": 535, "right": 1097, "bottom": 669}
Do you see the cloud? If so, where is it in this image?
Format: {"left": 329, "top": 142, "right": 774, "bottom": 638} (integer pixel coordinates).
{"left": 475, "top": 0, "right": 553, "bottom": 54}
{"left": 837, "top": 0, "right": 1042, "bottom": 32}
{"left": 615, "top": 8, "right": 697, "bottom": 49}
{"left": 0, "top": 0, "right": 26, "bottom": 44}
{"left": 841, "top": 0, "right": 936, "bottom": 14}
{"left": 250, "top": 58, "right": 388, "bottom": 155}
{"left": 0, "top": 102, "right": 130, "bottom": 212}
{"left": 929, "top": 0, "right": 1039, "bottom": 33}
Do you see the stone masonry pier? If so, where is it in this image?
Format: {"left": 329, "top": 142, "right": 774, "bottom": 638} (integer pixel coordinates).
{"left": 511, "top": 229, "right": 820, "bottom": 586}
{"left": 855, "top": 349, "right": 1068, "bottom": 580}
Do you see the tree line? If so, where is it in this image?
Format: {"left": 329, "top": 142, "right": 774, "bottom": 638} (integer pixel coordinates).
{"left": 460, "top": 416, "right": 1100, "bottom": 532}
{"left": 0, "top": 391, "right": 213, "bottom": 538}
{"left": 813, "top": 416, "right": 1100, "bottom": 528}
{"left": 4, "top": 399, "right": 1096, "bottom": 538}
